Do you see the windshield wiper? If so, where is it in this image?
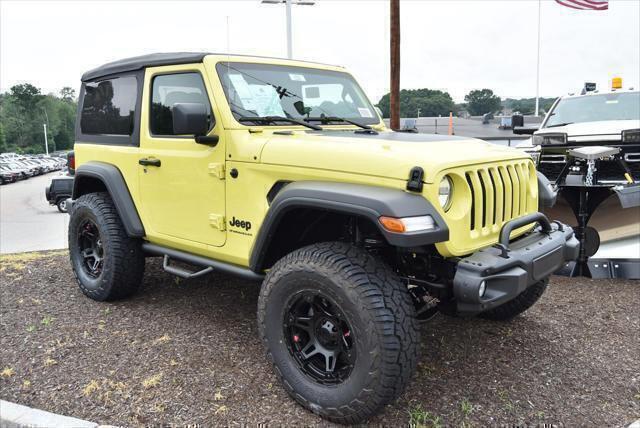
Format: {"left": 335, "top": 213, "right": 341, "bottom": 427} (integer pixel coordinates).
{"left": 546, "top": 122, "right": 573, "bottom": 128}
{"left": 238, "top": 116, "right": 322, "bottom": 131}
{"left": 304, "top": 116, "right": 372, "bottom": 131}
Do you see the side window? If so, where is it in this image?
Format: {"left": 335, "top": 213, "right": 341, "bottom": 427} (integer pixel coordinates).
{"left": 81, "top": 76, "right": 137, "bottom": 135}
{"left": 150, "top": 73, "right": 212, "bottom": 136}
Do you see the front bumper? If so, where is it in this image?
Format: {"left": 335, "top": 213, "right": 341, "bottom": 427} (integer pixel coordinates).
{"left": 453, "top": 213, "right": 579, "bottom": 314}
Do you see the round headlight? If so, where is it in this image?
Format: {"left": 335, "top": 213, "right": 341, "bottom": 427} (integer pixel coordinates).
{"left": 438, "top": 176, "right": 453, "bottom": 211}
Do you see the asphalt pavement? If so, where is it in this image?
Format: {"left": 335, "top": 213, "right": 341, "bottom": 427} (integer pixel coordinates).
{"left": 0, "top": 172, "right": 69, "bottom": 254}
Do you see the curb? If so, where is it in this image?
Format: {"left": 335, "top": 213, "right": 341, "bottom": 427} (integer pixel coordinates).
{"left": 0, "top": 400, "right": 97, "bottom": 428}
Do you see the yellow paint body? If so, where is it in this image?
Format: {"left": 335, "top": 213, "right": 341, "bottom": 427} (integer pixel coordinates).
{"left": 75, "top": 54, "right": 538, "bottom": 267}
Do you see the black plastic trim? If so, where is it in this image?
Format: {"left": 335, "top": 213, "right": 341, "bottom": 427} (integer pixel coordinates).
{"left": 142, "top": 242, "right": 264, "bottom": 281}
{"left": 82, "top": 52, "right": 209, "bottom": 82}
{"left": 72, "top": 161, "right": 145, "bottom": 237}
{"left": 453, "top": 219, "right": 579, "bottom": 314}
{"left": 249, "top": 181, "right": 449, "bottom": 272}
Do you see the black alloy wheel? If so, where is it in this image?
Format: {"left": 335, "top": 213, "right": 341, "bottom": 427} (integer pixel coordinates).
{"left": 284, "top": 292, "right": 355, "bottom": 385}
{"left": 77, "top": 219, "right": 104, "bottom": 278}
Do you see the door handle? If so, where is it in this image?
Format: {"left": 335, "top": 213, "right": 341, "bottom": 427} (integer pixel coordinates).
{"left": 139, "top": 158, "right": 161, "bottom": 167}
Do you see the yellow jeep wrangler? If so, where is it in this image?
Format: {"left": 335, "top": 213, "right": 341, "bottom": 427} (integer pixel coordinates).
{"left": 69, "top": 52, "right": 578, "bottom": 423}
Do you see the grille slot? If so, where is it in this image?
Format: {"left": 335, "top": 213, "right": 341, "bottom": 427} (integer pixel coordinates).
{"left": 465, "top": 161, "right": 534, "bottom": 233}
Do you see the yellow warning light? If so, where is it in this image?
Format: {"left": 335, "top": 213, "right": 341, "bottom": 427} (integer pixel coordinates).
{"left": 612, "top": 77, "right": 623, "bottom": 90}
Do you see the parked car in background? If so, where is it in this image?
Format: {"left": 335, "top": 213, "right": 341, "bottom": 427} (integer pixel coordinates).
{"left": 45, "top": 176, "right": 74, "bottom": 212}
{"left": 0, "top": 165, "right": 19, "bottom": 184}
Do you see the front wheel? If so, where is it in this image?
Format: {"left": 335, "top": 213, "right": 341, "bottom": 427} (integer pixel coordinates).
{"left": 258, "top": 242, "right": 419, "bottom": 424}
{"left": 68, "top": 192, "right": 145, "bottom": 301}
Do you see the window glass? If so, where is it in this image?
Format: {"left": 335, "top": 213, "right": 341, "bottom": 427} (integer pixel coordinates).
{"left": 81, "top": 76, "right": 137, "bottom": 135}
{"left": 150, "top": 73, "right": 211, "bottom": 135}
{"left": 216, "top": 62, "right": 380, "bottom": 125}
{"left": 545, "top": 91, "right": 640, "bottom": 127}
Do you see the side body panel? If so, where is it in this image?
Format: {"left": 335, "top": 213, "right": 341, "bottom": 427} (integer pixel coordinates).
{"left": 137, "top": 63, "right": 227, "bottom": 254}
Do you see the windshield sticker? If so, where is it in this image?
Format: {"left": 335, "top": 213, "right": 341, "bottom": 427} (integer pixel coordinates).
{"left": 289, "top": 73, "right": 306, "bottom": 82}
{"left": 228, "top": 74, "right": 257, "bottom": 111}
{"left": 358, "top": 107, "right": 374, "bottom": 118}
{"left": 248, "top": 84, "right": 286, "bottom": 117}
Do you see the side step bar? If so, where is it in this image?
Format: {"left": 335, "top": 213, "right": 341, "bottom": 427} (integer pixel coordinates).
{"left": 142, "top": 243, "right": 264, "bottom": 282}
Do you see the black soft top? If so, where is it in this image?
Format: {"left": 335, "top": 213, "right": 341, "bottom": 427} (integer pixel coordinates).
{"left": 81, "top": 52, "right": 209, "bottom": 82}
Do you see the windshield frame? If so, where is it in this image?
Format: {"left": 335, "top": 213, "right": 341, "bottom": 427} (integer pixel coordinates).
{"left": 541, "top": 91, "right": 640, "bottom": 129}
{"left": 214, "top": 61, "right": 382, "bottom": 129}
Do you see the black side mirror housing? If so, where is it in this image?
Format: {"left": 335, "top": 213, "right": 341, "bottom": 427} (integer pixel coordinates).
{"left": 513, "top": 126, "right": 538, "bottom": 135}
{"left": 172, "top": 103, "right": 218, "bottom": 146}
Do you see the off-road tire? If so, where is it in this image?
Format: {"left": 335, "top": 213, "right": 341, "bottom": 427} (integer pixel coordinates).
{"left": 258, "top": 242, "right": 419, "bottom": 424}
{"left": 69, "top": 192, "right": 144, "bottom": 301}
{"left": 56, "top": 198, "right": 68, "bottom": 213}
{"left": 479, "top": 279, "right": 548, "bottom": 321}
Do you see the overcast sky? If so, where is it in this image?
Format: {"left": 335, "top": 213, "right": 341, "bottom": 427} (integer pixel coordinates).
{"left": 1, "top": 0, "right": 639, "bottom": 103}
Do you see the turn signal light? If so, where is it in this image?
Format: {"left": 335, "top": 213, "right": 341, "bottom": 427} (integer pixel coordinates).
{"left": 379, "top": 215, "right": 436, "bottom": 233}
{"left": 379, "top": 216, "right": 406, "bottom": 233}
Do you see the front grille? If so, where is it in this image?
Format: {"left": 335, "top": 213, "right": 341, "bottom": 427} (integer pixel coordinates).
{"left": 538, "top": 162, "right": 565, "bottom": 182}
{"left": 464, "top": 161, "right": 535, "bottom": 233}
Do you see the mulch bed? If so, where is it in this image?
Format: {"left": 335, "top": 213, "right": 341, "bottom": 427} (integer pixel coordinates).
{"left": 1, "top": 251, "right": 638, "bottom": 426}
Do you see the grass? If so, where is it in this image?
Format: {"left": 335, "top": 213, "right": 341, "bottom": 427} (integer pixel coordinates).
{"left": 461, "top": 397, "right": 474, "bottom": 418}
{"left": 142, "top": 373, "right": 163, "bottom": 389}
{"left": 408, "top": 405, "right": 443, "bottom": 428}
{"left": 1, "top": 367, "right": 15, "bottom": 377}
{"left": 41, "top": 316, "right": 54, "bottom": 326}
{"left": 0, "top": 250, "right": 67, "bottom": 272}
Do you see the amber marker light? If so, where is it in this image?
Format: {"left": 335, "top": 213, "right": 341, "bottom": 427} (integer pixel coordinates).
{"left": 379, "top": 215, "right": 436, "bottom": 233}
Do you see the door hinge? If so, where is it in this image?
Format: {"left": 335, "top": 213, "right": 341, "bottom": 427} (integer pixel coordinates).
{"left": 208, "top": 163, "right": 225, "bottom": 179}
{"left": 209, "top": 214, "right": 226, "bottom": 231}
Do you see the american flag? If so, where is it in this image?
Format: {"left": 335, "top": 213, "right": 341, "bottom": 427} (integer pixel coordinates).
{"left": 555, "top": 0, "right": 608, "bottom": 10}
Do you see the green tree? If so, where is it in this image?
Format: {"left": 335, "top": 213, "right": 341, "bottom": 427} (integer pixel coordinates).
{"left": 376, "top": 88, "right": 456, "bottom": 118}
{"left": 60, "top": 87, "right": 76, "bottom": 103}
{"left": 0, "top": 83, "right": 77, "bottom": 154}
{"left": 464, "top": 89, "right": 502, "bottom": 116}
{"left": 503, "top": 97, "right": 557, "bottom": 115}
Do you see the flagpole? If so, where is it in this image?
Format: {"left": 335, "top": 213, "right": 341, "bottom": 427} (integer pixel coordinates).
{"left": 535, "top": 0, "right": 541, "bottom": 117}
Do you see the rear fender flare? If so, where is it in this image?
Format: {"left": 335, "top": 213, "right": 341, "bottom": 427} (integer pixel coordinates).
{"left": 72, "top": 161, "right": 144, "bottom": 237}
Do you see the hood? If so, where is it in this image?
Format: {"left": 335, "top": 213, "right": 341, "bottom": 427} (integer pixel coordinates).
{"left": 260, "top": 130, "right": 529, "bottom": 183}
{"left": 537, "top": 120, "right": 640, "bottom": 143}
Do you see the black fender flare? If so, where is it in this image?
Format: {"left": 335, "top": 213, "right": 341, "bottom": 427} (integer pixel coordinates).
{"left": 249, "top": 181, "right": 449, "bottom": 272}
{"left": 72, "top": 161, "right": 145, "bottom": 237}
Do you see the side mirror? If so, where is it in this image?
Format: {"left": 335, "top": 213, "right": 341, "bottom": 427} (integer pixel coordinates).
{"left": 172, "top": 103, "right": 219, "bottom": 146}
{"left": 513, "top": 126, "right": 538, "bottom": 135}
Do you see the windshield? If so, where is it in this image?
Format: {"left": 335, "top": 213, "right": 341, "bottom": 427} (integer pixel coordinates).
{"left": 216, "top": 62, "right": 380, "bottom": 126}
{"left": 545, "top": 91, "right": 640, "bottom": 127}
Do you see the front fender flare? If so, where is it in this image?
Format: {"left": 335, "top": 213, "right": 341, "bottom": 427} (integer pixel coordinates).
{"left": 249, "top": 181, "right": 449, "bottom": 272}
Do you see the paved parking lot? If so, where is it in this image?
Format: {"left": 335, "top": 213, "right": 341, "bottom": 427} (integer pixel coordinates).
{"left": 0, "top": 172, "right": 69, "bottom": 254}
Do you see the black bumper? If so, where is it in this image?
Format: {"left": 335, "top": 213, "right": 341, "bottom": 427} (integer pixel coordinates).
{"left": 453, "top": 213, "right": 579, "bottom": 315}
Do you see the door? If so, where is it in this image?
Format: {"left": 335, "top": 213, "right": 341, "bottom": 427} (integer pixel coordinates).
{"left": 138, "top": 65, "right": 226, "bottom": 247}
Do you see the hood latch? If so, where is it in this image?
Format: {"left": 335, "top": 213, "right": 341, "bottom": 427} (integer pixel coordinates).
{"left": 406, "top": 166, "right": 424, "bottom": 192}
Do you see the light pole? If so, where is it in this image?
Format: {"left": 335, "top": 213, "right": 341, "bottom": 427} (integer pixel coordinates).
{"left": 261, "top": 0, "right": 315, "bottom": 59}
{"left": 43, "top": 123, "right": 49, "bottom": 155}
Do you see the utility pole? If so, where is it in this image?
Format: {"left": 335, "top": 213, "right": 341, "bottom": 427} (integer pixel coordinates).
{"left": 43, "top": 123, "right": 49, "bottom": 155}
{"left": 262, "top": 0, "right": 315, "bottom": 59}
{"left": 390, "top": 0, "right": 400, "bottom": 130}
{"left": 535, "top": 0, "right": 541, "bottom": 117}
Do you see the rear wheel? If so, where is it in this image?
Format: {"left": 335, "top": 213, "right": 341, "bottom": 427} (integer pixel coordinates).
{"left": 56, "top": 198, "right": 68, "bottom": 213}
{"left": 479, "top": 279, "right": 548, "bottom": 321}
{"left": 69, "top": 192, "right": 144, "bottom": 301}
{"left": 258, "top": 242, "right": 419, "bottom": 424}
